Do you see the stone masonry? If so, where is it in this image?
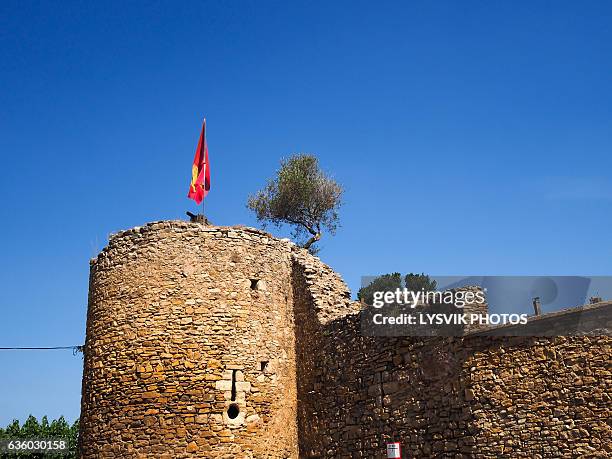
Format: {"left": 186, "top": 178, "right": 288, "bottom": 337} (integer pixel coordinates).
{"left": 79, "top": 221, "right": 612, "bottom": 458}
{"left": 80, "top": 222, "right": 298, "bottom": 458}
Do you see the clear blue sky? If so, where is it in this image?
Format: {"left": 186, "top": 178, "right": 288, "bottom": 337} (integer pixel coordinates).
{"left": 1, "top": 0, "right": 611, "bottom": 426}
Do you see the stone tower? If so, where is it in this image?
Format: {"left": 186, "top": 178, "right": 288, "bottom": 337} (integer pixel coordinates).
{"left": 79, "top": 221, "right": 301, "bottom": 458}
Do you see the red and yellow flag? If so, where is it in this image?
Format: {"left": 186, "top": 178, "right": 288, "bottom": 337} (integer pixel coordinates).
{"left": 187, "top": 119, "right": 211, "bottom": 204}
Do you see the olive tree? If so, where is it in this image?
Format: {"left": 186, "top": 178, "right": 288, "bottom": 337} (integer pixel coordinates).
{"left": 247, "top": 154, "right": 343, "bottom": 251}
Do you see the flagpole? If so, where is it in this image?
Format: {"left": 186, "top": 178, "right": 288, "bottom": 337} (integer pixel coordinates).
{"left": 202, "top": 116, "right": 208, "bottom": 223}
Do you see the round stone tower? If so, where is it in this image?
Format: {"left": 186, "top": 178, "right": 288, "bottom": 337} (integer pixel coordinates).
{"left": 79, "top": 221, "right": 298, "bottom": 458}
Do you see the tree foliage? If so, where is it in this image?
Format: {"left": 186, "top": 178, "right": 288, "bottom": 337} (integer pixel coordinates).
{"left": 247, "top": 154, "right": 343, "bottom": 251}
{"left": 357, "top": 273, "right": 402, "bottom": 305}
{"left": 404, "top": 273, "right": 437, "bottom": 293}
{"left": 0, "top": 415, "right": 79, "bottom": 458}
{"left": 358, "top": 272, "right": 437, "bottom": 305}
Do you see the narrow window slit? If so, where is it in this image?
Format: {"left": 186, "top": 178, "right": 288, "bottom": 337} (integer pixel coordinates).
{"left": 260, "top": 361, "right": 269, "bottom": 372}
{"left": 230, "top": 369, "right": 237, "bottom": 401}
{"left": 250, "top": 279, "right": 259, "bottom": 290}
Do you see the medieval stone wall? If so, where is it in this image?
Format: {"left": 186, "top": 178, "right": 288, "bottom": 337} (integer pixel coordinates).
{"left": 464, "top": 336, "right": 611, "bottom": 458}
{"left": 80, "top": 222, "right": 299, "bottom": 458}
{"left": 80, "top": 221, "right": 611, "bottom": 458}
{"left": 292, "top": 251, "right": 612, "bottom": 458}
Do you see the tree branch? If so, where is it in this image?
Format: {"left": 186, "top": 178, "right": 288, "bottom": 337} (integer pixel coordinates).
{"left": 283, "top": 215, "right": 317, "bottom": 236}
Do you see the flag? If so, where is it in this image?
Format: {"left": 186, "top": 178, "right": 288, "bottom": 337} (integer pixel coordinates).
{"left": 188, "top": 119, "right": 211, "bottom": 204}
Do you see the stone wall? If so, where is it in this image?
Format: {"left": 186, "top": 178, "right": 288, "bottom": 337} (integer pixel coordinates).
{"left": 464, "top": 336, "right": 611, "bottom": 458}
{"left": 292, "top": 250, "right": 612, "bottom": 458}
{"left": 80, "top": 222, "right": 299, "bottom": 458}
{"left": 471, "top": 302, "right": 612, "bottom": 336}
{"left": 80, "top": 221, "right": 611, "bottom": 458}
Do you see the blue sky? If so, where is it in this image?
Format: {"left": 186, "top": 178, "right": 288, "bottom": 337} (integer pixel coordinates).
{"left": 0, "top": 0, "right": 611, "bottom": 426}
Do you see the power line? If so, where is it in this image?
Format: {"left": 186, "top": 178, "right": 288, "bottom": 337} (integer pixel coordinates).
{"left": 0, "top": 345, "right": 84, "bottom": 355}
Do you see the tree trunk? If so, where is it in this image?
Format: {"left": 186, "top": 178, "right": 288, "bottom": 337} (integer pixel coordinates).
{"left": 303, "top": 232, "right": 321, "bottom": 249}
